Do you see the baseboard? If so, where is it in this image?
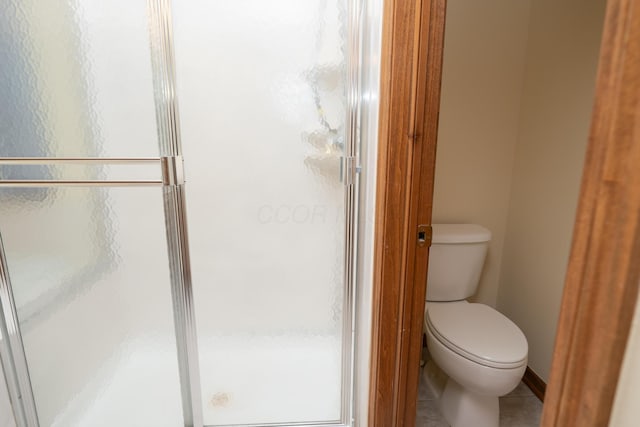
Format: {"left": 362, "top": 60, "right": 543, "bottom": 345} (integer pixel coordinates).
{"left": 522, "top": 366, "right": 546, "bottom": 402}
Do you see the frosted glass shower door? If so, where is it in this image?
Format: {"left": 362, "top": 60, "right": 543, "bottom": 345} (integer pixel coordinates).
{"left": 0, "top": 187, "right": 185, "bottom": 427}
{"left": 1, "top": 0, "right": 360, "bottom": 425}
{"left": 0, "top": 1, "right": 197, "bottom": 426}
{"left": 173, "top": 1, "right": 357, "bottom": 425}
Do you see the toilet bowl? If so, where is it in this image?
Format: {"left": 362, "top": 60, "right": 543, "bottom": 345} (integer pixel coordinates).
{"left": 424, "top": 301, "right": 527, "bottom": 427}
{"left": 423, "top": 224, "right": 528, "bottom": 427}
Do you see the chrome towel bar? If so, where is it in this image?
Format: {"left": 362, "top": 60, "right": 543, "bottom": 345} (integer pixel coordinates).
{"left": 0, "top": 156, "right": 183, "bottom": 187}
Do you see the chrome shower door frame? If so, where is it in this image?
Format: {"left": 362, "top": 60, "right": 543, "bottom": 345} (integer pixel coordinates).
{"left": 148, "top": 0, "right": 365, "bottom": 425}
{"left": 0, "top": 233, "right": 39, "bottom": 427}
{"left": 0, "top": 0, "right": 369, "bottom": 425}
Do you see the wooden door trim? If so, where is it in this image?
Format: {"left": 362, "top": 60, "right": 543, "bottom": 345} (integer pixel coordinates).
{"left": 368, "top": 0, "right": 446, "bottom": 426}
{"left": 541, "top": 0, "right": 640, "bottom": 425}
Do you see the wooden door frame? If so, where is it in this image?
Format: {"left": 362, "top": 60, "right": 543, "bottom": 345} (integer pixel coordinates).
{"left": 368, "top": 0, "right": 446, "bottom": 425}
{"left": 369, "top": 0, "right": 640, "bottom": 426}
{"left": 540, "top": 0, "right": 640, "bottom": 425}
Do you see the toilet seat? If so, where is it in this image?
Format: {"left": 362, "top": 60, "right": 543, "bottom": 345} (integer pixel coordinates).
{"left": 426, "top": 302, "right": 528, "bottom": 369}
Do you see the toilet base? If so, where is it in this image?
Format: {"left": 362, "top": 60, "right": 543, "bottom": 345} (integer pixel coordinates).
{"left": 440, "top": 378, "right": 499, "bottom": 427}
{"left": 423, "top": 360, "right": 447, "bottom": 400}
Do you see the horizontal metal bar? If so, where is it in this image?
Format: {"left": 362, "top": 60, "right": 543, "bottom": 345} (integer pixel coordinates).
{"left": 0, "top": 157, "right": 161, "bottom": 165}
{"left": 0, "top": 180, "right": 163, "bottom": 187}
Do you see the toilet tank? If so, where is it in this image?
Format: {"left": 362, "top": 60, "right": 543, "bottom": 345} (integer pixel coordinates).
{"left": 426, "top": 224, "right": 491, "bottom": 302}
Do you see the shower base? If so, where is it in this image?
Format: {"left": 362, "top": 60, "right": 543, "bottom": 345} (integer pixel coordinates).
{"left": 50, "top": 335, "right": 341, "bottom": 427}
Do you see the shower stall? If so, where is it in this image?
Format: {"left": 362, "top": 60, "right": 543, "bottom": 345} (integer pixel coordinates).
{"left": 0, "top": 0, "right": 382, "bottom": 426}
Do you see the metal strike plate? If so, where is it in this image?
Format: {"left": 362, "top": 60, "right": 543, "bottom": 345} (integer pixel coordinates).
{"left": 417, "top": 224, "right": 432, "bottom": 247}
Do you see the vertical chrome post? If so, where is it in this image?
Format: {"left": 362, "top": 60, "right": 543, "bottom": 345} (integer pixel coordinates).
{"left": 161, "top": 182, "right": 202, "bottom": 427}
{"left": 147, "top": 1, "right": 204, "bottom": 426}
{"left": 0, "top": 234, "right": 39, "bottom": 427}
{"left": 341, "top": 0, "right": 364, "bottom": 425}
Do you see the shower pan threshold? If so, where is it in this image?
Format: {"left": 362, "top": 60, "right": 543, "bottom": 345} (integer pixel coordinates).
{"left": 49, "top": 335, "right": 343, "bottom": 427}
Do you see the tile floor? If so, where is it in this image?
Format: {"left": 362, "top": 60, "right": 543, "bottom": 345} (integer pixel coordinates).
{"left": 416, "top": 374, "right": 543, "bottom": 427}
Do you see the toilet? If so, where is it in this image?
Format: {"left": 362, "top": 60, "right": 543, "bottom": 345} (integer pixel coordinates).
{"left": 423, "top": 224, "right": 528, "bottom": 427}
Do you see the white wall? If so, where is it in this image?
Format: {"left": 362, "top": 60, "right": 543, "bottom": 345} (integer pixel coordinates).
{"left": 433, "top": 0, "right": 531, "bottom": 307}
{"left": 434, "top": 0, "right": 605, "bottom": 381}
{"left": 496, "top": 0, "right": 606, "bottom": 381}
{"left": 609, "top": 291, "right": 640, "bottom": 427}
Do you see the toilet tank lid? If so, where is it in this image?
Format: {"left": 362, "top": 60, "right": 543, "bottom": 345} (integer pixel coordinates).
{"left": 432, "top": 224, "right": 491, "bottom": 244}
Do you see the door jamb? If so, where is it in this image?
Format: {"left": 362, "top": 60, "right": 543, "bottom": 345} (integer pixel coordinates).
{"left": 368, "top": 0, "right": 446, "bottom": 426}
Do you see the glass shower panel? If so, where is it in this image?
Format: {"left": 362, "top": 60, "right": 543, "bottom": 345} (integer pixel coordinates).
{"left": 0, "top": 0, "right": 159, "bottom": 159}
{"left": 173, "top": 0, "right": 348, "bottom": 424}
{"left": 0, "top": 187, "right": 183, "bottom": 427}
